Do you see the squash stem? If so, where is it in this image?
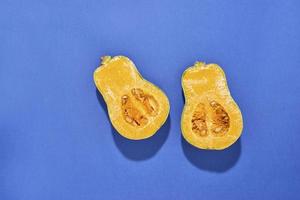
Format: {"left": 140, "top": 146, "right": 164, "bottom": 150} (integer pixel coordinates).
{"left": 101, "top": 56, "right": 112, "bottom": 65}
{"left": 194, "top": 61, "right": 206, "bottom": 68}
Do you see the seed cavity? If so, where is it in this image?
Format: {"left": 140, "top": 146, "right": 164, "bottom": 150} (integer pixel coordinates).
{"left": 190, "top": 100, "right": 230, "bottom": 137}
{"left": 121, "top": 95, "right": 148, "bottom": 127}
{"left": 121, "top": 88, "right": 159, "bottom": 127}
{"left": 209, "top": 101, "right": 230, "bottom": 136}
{"left": 191, "top": 103, "right": 208, "bottom": 137}
{"left": 131, "top": 88, "right": 159, "bottom": 116}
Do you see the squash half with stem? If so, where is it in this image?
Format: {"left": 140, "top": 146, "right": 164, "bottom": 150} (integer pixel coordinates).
{"left": 94, "top": 56, "right": 170, "bottom": 140}
{"left": 181, "top": 61, "right": 243, "bottom": 150}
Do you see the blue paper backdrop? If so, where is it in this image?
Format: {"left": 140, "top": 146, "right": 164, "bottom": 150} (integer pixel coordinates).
{"left": 1, "top": 0, "right": 299, "bottom": 199}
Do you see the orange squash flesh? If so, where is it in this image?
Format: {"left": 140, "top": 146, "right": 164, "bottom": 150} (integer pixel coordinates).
{"left": 181, "top": 61, "right": 243, "bottom": 150}
{"left": 94, "top": 56, "right": 170, "bottom": 140}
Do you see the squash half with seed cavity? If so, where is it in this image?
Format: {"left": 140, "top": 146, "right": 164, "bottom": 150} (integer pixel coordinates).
{"left": 181, "top": 61, "right": 243, "bottom": 150}
{"left": 94, "top": 56, "right": 170, "bottom": 140}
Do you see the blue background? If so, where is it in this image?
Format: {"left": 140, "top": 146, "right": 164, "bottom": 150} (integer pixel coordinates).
{"left": 1, "top": 0, "right": 300, "bottom": 199}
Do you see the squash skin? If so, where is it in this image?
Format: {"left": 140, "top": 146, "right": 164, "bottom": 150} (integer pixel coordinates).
{"left": 94, "top": 56, "right": 170, "bottom": 140}
{"left": 181, "top": 62, "right": 243, "bottom": 150}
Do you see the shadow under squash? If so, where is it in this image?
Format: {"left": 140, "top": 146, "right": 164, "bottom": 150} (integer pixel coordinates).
{"left": 181, "top": 136, "right": 241, "bottom": 172}
{"left": 96, "top": 90, "right": 171, "bottom": 161}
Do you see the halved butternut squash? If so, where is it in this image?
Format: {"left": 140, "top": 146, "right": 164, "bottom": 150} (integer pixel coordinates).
{"left": 94, "top": 56, "right": 170, "bottom": 140}
{"left": 181, "top": 61, "right": 243, "bottom": 150}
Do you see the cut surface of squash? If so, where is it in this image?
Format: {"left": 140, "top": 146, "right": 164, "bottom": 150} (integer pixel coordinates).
{"left": 181, "top": 61, "right": 243, "bottom": 150}
{"left": 94, "top": 56, "right": 170, "bottom": 140}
